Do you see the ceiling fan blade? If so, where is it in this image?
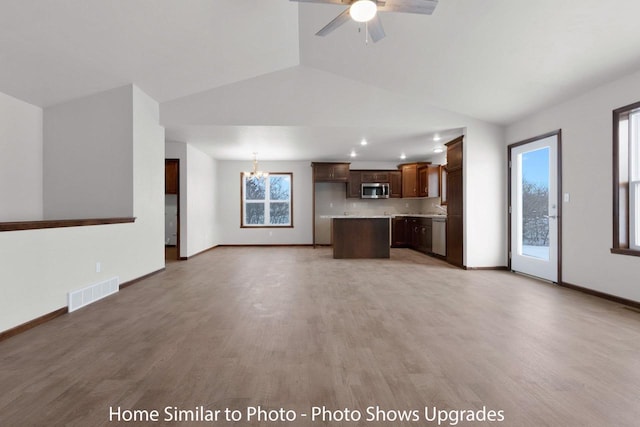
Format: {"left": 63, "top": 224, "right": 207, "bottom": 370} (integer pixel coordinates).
{"left": 378, "top": 0, "right": 438, "bottom": 15}
{"left": 316, "top": 8, "right": 351, "bottom": 37}
{"left": 367, "top": 15, "right": 386, "bottom": 42}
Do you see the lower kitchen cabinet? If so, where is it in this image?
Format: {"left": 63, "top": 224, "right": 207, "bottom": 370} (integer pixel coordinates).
{"left": 392, "top": 216, "right": 434, "bottom": 256}
{"left": 392, "top": 217, "right": 408, "bottom": 247}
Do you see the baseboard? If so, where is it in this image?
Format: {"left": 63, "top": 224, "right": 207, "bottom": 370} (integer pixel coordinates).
{"left": 560, "top": 281, "right": 640, "bottom": 310}
{"left": 0, "top": 307, "right": 68, "bottom": 343}
{"left": 119, "top": 267, "right": 165, "bottom": 290}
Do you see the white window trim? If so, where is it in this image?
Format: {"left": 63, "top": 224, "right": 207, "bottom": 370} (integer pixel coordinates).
{"left": 241, "top": 173, "right": 293, "bottom": 228}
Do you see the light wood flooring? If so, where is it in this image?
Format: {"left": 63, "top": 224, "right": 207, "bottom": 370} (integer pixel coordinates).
{"left": 2, "top": 247, "right": 640, "bottom": 426}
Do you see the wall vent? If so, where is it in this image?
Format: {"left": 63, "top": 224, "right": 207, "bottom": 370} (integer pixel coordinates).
{"left": 68, "top": 277, "right": 119, "bottom": 312}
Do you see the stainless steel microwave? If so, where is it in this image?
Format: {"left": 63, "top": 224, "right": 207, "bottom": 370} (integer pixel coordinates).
{"left": 361, "top": 182, "right": 390, "bottom": 199}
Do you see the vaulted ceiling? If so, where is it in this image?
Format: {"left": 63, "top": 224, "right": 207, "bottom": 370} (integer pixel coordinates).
{"left": 2, "top": 0, "right": 640, "bottom": 161}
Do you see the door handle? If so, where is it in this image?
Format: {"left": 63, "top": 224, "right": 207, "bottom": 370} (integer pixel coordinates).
{"left": 544, "top": 215, "right": 559, "bottom": 219}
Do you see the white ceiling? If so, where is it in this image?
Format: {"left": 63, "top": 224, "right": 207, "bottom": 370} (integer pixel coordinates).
{"left": 2, "top": 0, "right": 640, "bottom": 161}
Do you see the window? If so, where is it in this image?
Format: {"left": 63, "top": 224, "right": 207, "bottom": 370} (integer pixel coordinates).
{"left": 613, "top": 102, "right": 640, "bottom": 254}
{"left": 241, "top": 173, "right": 293, "bottom": 227}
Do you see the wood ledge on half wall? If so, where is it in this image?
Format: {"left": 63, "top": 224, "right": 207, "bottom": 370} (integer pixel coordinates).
{"left": 0, "top": 217, "right": 136, "bottom": 232}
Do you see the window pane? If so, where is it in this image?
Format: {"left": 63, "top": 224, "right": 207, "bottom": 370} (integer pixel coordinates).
{"left": 269, "top": 203, "right": 290, "bottom": 224}
{"left": 521, "top": 147, "right": 550, "bottom": 260}
{"left": 245, "top": 177, "right": 266, "bottom": 200}
{"left": 245, "top": 203, "right": 265, "bottom": 225}
{"left": 270, "top": 176, "right": 290, "bottom": 200}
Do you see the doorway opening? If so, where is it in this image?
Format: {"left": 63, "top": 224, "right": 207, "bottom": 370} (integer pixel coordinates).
{"left": 508, "top": 130, "right": 562, "bottom": 283}
{"left": 165, "top": 159, "right": 180, "bottom": 262}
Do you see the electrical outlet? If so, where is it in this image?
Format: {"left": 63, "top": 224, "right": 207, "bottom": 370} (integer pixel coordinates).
{"left": 96, "top": 262, "right": 101, "bottom": 273}
{"left": 564, "top": 193, "right": 570, "bottom": 202}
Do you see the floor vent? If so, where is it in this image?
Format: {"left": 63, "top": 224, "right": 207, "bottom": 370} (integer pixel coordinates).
{"left": 68, "top": 277, "right": 119, "bottom": 312}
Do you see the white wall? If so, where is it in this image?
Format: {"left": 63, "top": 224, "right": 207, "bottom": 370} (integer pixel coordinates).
{"left": 216, "top": 160, "right": 313, "bottom": 245}
{"left": 0, "top": 85, "right": 165, "bottom": 333}
{"left": 0, "top": 91, "right": 43, "bottom": 221}
{"left": 507, "top": 68, "right": 640, "bottom": 302}
{"left": 43, "top": 86, "right": 133, "bottom": 219}
{"left": 185, "top": 144, "right": 218, "bottom": 256}
{"left": 165, "top": 141, "right": 219, "bottom": 257}
{"left": 464, "top": 124, "right": 508, "bottom": 268}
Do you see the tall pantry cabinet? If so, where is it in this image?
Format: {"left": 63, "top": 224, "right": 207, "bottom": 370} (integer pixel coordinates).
{"left": 445, "top": 136, "right": 464, "bottom": 268}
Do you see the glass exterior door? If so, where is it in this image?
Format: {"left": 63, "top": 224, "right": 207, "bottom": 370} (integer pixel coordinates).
{"left": 510, "top": 134, "right": 559, "bottom": 282}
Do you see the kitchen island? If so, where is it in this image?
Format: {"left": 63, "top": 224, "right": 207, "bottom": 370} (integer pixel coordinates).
{"left": 332, "top": 216, "right": 390, "bottom": 259}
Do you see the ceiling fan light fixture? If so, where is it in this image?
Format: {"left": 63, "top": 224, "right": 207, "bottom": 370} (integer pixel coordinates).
{"left": 350, "top": 0, "right": 377, "bottom": 23}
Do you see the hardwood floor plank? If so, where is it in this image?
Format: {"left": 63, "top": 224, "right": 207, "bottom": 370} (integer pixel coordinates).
{"left": 1, "top": 247, "right": 640, "bottom": 426}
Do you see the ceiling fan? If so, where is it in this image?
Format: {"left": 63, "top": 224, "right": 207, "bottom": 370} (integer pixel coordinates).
{"left": 290, "top": 0, "right": 438, "bottom": 43}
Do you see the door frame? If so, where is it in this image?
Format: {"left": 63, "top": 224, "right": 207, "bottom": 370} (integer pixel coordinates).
{"left": 165, "top": 158, "right": 181, "bottom": 261}
{"left": 508, "top": 130, "right": 563, "bottom": 284}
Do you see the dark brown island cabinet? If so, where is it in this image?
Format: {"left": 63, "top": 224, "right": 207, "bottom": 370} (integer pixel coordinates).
{"left": 445, "top": 136, "right": 464, "bottom": 268}
{"left": 332, "top": 217, "right": 390, "bottom": 259}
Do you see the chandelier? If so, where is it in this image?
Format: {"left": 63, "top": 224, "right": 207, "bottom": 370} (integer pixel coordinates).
{"left": 244, "top": 152, "right": 269, "bottom": 179}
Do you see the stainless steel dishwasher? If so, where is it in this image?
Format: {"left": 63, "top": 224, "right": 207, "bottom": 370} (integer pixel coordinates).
{"left": 432, "top": 217, "right": 447, "bottom": 256}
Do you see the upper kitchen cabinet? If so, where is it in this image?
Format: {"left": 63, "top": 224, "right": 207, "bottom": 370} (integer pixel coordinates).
{"left": 400, "top": 162, "right": 429, "bottom": 198}
{"left": 446, "top": 137, "right": 463, "bottom": 171}
{"left": 400, "top": 163, "right": 417, "bottom": 197}
{"left": 427, "top": 164, "right": 441, "bottom": 198}
{"left": 165, "top": 160, "right": 178, "bottom": 194}
{"left": 390, "top": 171, "right": 402, "bottom": 198}
{"left": 347, "top": 170, "right": 362, "bottom": 198}
{"left": 312, "top": 162, "right": 350, "bottom": 182}
{"left": 418, "top": 165, "right": 429, "bottom": 197}
{"left": 361, "top": 171, "right": 390, "bottom": 183}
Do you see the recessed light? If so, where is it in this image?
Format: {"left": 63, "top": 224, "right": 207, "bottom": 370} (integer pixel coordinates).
{"left": 433, "top": 134, "right": 441, "bottom": 141}
{"left": 400, "top": 153, "right": 406, "bottom": 160}
{"left": 350, "top": 150, "right": 357, "bottom": 157}
{"left": 433, "top": 147, "right": 444, "bottom": 153}
{"left": 360, "top": 139, "right": 368, "bottom": 146}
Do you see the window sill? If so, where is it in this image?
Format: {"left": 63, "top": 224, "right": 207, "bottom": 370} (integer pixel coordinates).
{"left": 610, "top": 248, "right": 640, "bottom": 257}
{"left": 0, "top": 217, "right": 136, "bottom": 232}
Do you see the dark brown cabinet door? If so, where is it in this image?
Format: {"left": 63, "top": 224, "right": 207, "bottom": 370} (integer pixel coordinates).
{"left": 392, "top": 217, "right": 407, "bottom": 247}
{"left": 446, "top": 215, "right": 463, "bottom": 267}
{"left": 427, "top": 165, "right": 440, "bottom": 198}
{"left": 418, "top": 166, "right": 429, "bottom": 197}
{"left": 361, "top": 172, "right": 390, "bottom": 183}
{"left": 401, "top": 164, "right": 418, "bottom": 197}
{"left": 446, "top": 136, "right": 463, "bottom": 171}
{"left": 312, "top": 162, "right": 350, "bottom": 182}
{"left": 446, "top": 169, "right": 463, "bottom": 216}
{"left": 390, "top": 171, "right": 402, "bottom": 198}
{"left": 165, "top": 160, "right": 178, "bottom": 194}
{"left": 347, "top": 171, "right": 362, "bottom": 198}
{"left": 445, "top": 135, "right": 464, "bottom": 267}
